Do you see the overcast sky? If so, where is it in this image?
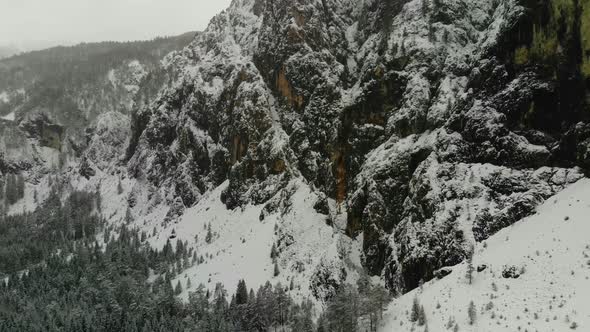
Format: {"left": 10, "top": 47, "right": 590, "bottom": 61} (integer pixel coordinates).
{"left": 0, "top": 0, "right": 232, "bottom": 48}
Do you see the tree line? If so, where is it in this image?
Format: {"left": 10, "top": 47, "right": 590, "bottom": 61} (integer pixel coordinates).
{"left": 0, "top": 188, "right": 392, "bottom": 331}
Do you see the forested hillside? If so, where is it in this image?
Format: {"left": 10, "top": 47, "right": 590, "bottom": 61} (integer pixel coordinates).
{"left": 0, "top": 33, "right": 195, "bottom": 122}
{"left": 1, "top": 0, "right": 589, "bottom": 331}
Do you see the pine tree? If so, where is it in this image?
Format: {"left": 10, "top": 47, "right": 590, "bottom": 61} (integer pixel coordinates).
{"left": 270, "top": 243, "right": 278, "bottom": 261}
{"left": 236, "top": 279, "right": 249, "bottom": 305}
{"left": 325, "top": 284, "right": 360, "bottom": 332}
{"left": 16, "top": 174, "right": 25, "bottom": 200}
{"left": 418, "top": 305, "right": 427, "bottom": 326}
{"left": 273, "top": 262, "right": 280, "bottom": 277}
{"left": 411, "top": 296, "right": 421, "bottom": 322}
{"left": 95, "top": 185, "right": 102, "bottom": 211}
{"left": 117, "top": 179, "right": 124, "bottom": 195}
{"left": 205, "top": 223, "right": 213, "bottom": 244}
{"left": 465, "top": 244, "right": 475, "bottom": 284}
{"left": 292, "top": 299, "right": 315, "bottom": 332}
{"left": 186, "top": 277, "right": 192, "bottom": 290}
{"left": 125, "top": 207, "right": 133, "bottom": 224}
{"left": 273, "top": 283, "right": 291, "bottom": 327}
{"left": 468, "top": 301, "right": 476, "bottom": 325}
{"left": 5, "top": 174, "right": 17, "bottom": 205}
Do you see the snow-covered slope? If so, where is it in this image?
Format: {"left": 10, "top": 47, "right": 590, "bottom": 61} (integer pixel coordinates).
{"left": 145, "top": 178, "right": 364, "bottom": 304}
{"left": 121, "top": 0, "right": 590, "bottom": 299}
{"left": 380, "top": 178, "right": 590, "bottom": 332}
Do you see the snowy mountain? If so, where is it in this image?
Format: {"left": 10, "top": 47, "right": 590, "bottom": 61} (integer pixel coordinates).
{"left": 379, "top": 178, "right": 590, "bottom": 331}
{"left": 1, "top": 0, "right": 589, "bottom": 329}
{"left": 115, "top": 0, "right": 590, "bottom": 299}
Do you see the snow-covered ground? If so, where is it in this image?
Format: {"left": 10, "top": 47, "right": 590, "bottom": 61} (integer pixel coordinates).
{"left": 380, "top": 178, "right": 590, "bottom": 332}
{"left": 0, "top": 112, "right": 15, "bottom": 121}
{"left": 0, "top": 91, "right": 9, "bottom": 103}
{"left": 145, "top": 178, "right": 363, "bottom": 304}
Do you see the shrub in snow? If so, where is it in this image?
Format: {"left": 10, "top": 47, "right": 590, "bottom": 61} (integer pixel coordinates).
{"left": 502, "top": 265, "right": 521, "bottom": 278}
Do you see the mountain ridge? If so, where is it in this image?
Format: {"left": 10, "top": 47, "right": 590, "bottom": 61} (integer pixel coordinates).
{"left": 1, "top": 0, "right": 589, "bottom": 308}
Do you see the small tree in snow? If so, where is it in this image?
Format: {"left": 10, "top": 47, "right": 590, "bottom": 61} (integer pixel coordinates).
{"left": 270, "top": 243, "right": 278, "bottom": 261}
{"left": 411, "top": 297, "right": 421, "bottom": 322}
{"left": 418, "top": 305, "right": 427, "bottom": 326}
{"left": 125, "top": 207, "right": 133, "bottom": 224}
{"left": 465, "top": 244, "right": 475, "bottom": 284}
{"left": 174, "top": 280, "right": 183, "bottom": 295}
{"left": 468, "top": 301, "right": 476, "bottom": 325}
{"left": 205, "top": 223, "right": 213, "bottom": 244}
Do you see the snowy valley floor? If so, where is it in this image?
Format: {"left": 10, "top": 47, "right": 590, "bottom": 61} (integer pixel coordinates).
{"left": 380, "top": 178, "right": 590, "bottom": 332}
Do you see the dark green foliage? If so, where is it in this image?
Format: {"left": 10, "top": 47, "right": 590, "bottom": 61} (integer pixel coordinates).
{"left": 0, "top": 191, "right": 318, "bottom": 331}
{"left": 235, "top": 279, "right": 249, "bottom": 305}
{"left": 357, "top": 272, "right": 391, "bottom": 331}
{"left": 175, "top": 280, "right": 183, "bottom": 295}
{"left": 324, "top": 284, "right": 360, "bottom": 332}
{"left": 0, "top": 34, "right": 195, "bottom": 92}
{"left": 291, "top": 299, "right": 315, "bottom": 332}
{"left": 0, "top": 189, "right": 101, "bottom": 273}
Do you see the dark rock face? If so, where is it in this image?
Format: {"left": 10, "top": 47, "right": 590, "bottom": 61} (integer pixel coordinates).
{"left": 125, "top": 0, "right": 589, "bottom": 296}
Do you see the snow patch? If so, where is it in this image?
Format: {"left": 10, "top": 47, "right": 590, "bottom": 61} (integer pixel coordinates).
{"left": 0, "top": 91, "right": 9, "bottom": 103}
{"left": 380, "top": 178, "right": 590, "bottom": 332}
{"left": 1, "top": 112, "right": 15, "bottom": 121}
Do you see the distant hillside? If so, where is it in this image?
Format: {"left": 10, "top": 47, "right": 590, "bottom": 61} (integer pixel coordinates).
{"left": 0, "top": 33, "right": 195, "bottom": 90}
{"left": 0, "top": 32, "right": 195, "bottom": 182}
{"left": 0, "top": 32, "right": 195, "bottom": 129}
{"left": 0, "top": 46, "right": 19, "bottom": 60}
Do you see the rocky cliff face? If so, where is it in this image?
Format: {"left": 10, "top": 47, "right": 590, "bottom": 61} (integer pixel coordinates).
{"left": 124, "top": 0, "right": 589, "bottom": 296}
{"left": 3, "top": 0, "right": 589, "bottom": 299}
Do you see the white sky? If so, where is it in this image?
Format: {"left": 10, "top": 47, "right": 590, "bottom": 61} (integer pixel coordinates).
{"left": 0, "top": 0, "right": 232, "bottom": 48}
